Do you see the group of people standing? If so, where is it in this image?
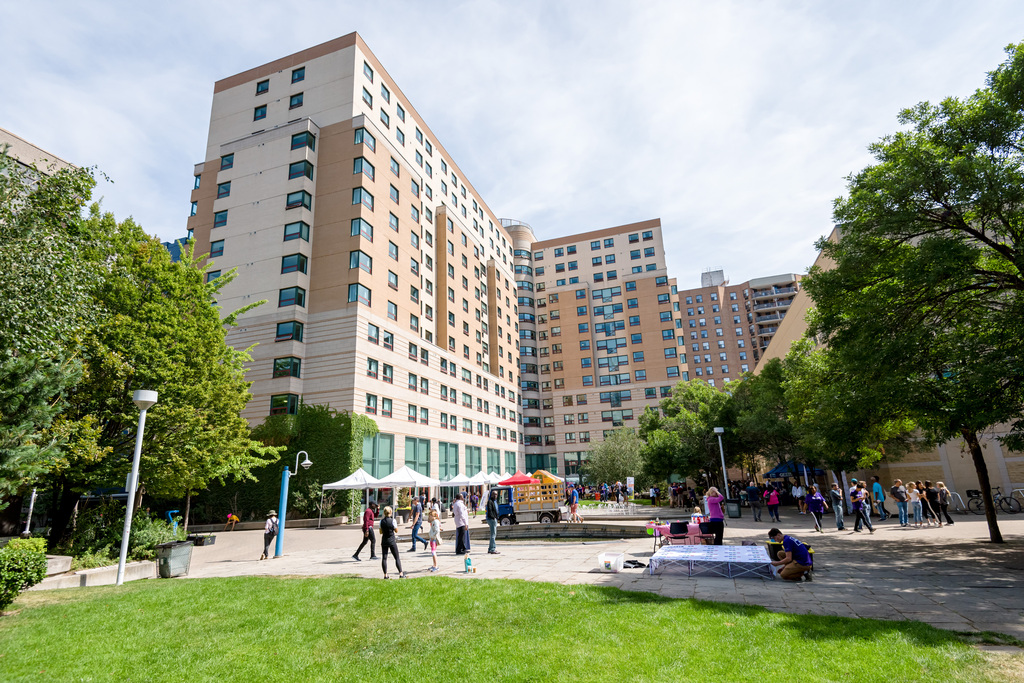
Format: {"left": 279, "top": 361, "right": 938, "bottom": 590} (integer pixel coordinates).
{"left": 349, "top": 490, "right": 501, "bottom": 579}
{"left": 744, "top": 475, "right": 957, "bottom": 534}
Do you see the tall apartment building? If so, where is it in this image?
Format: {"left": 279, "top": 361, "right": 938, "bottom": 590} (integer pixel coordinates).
{"left": 187, "top": 34, "right": 521, "bottom": 481}
{"left": 676, "top": 270, "right": 802, "bottom": 386}
{"left": 508, "top": 219, "right": 683, "bottom": 479}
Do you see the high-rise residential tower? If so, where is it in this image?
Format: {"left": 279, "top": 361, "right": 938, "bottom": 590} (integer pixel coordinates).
{"left": 187, "top": 33, "right": 521, "bottom": 480}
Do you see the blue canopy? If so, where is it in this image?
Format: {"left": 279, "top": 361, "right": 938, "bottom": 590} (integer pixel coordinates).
{"left": 763, "top": 460, "right": 826, "bottom": 478}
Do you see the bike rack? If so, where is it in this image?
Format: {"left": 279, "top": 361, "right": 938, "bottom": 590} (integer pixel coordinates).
{"left": 950, "top": 491, "right": 967, "bottom": 514}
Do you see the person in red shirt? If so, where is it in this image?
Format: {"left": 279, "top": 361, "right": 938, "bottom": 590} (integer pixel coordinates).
{"left": 352, "top": 501, "right": 379, "bottom": 561}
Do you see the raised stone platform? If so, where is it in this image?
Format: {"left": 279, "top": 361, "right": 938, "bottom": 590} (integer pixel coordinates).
{"left": 32, "top": 561, "right": 156, "bottom": 590}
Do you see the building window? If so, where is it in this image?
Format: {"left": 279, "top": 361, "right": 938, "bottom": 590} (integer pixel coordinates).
{"left": 343, "top": 217, "right": 370, "bottom": 242}
{"left": 353, "top": 157, "right": 375, "bottom": 180}
{"left": 387, "top": 301, "right": 397, "bottom": 320}
{"left": 205, "top": 270, "right": 221, "bottom": 283}
{"left": 348, "top": 283, "right": 371, "bottom": 305}
{"left": 286, "top": 190, "right": 312, "bottom": 210}
{"left": 289, "top": 160, "right": 314, "bottom": 180}
{"left": 254, "top": 104, "right": 267, "bottom": 120}
{"left": 278, "top": 286, "right": 306, "bottom": 307}
{"left": 275, "top": 321, "right": 303, "bottom": 342}
{"left": 396, "top": 128, "right": 405, "bottom": 145}
{"left": 291, "top": 66, "right": 305, "bottom": 83}
{"left": 213, "top": 210, "right": 228, "bottom": 228}
{"left": 190, "top": 201, "right": 197, "bottom": 216}
{"left": 291, "top": 131, "right": 316, "bottom": 151}
{"left": 354, "top": 127, "right": 376, "bottom": 151}
{"left": 209, "top": 240, "right": 224, "bottom": 258}
{"left": 270, "top": 394, "right": 299, "bottom": 415}
{"left": 281, "top": 253, "right": 308, "bottom": 274}
{"left": 362, "top": 87, "right": 373, "bottom": 107}
{"left": 352, "top": 188, "right": 374, "bottom": 210}
{"left": 256, "top": 79, "right": 269, "bottom": 95}
{"left": 380, "top": 84, "right": 390, "bottom": 103}
{"left": 289, "top": 93, "right": 303, "bottom": 109}
{"left": 390, "top": 185, "right": 399, "bottom": 203}
{"left": 220, "top": 153, "right": 234, "bottom": 170}
{"left": 273, "top": 357, "right": 301, "bottom": 378}
{"left": 217, "top": 181, "right": 231, "bottom": 199}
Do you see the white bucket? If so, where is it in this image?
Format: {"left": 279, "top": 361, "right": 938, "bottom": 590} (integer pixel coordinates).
{"left": 598, "top": 552, "right": 624, "bottom": 573}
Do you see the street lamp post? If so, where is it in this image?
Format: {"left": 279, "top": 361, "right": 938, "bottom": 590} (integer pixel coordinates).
{"left": 116, "top": 389, "right": 158, "bottom": 586}
{"left": 274, "top": 450, "right": 312, "bottom": 558}
{"left": 713, "top": 427, "right": 729, "bottom": 495}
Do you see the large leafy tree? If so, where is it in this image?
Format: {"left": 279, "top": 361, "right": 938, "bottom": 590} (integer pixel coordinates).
{"left": 639, "top": 380, "right": 737, "bottom": 487}
{"left": 804, "top": 43, "right": 1024, "bottom": 543}
{"left": 782, "top": 338, "right": 917, "bottom": 475}
{"left": 579, "top": 428, "right": 648, "bottom": 489}
{"left": 729, "top": 359, "right": 803, "bottom": 470}
{"left": 0, "top": 151, "right": 98, "bottom": 509}
{"left": 47, "top": 213, "right": 279, "bottom": 541}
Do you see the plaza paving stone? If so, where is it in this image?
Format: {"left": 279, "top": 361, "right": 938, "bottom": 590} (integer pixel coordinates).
{"left": 183, "top": 509, "right": 1024, "bottom": 639}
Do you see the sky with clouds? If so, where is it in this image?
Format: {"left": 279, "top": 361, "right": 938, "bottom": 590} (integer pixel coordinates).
{"left": 3, "top": 1, "right": 1022, "bottom": 287}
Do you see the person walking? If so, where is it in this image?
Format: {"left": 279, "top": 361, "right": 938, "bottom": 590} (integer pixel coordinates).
{"left": 704, "top": 487, "right": 726, "bottom": 545}
{"left": 764, "top": 486, "right": 781, "bottom": 522}
{"left": 427, "top": 508, "right": 441, "bottom": 572}
{"left": 851, "top": 482, "right": 874, "bottom": 533}
{"left": 936, "top": 482, "right": 956, "bottom": 525}
{"left": 260, "top": 510, "right": 278, "bottom": 560}
{"left": 871, "top": 476, "right": 890, "bottom": 520}
{"left": 828, "top": 482, "right": 845, "bottom": 531}
{"left": 353, "top": 501, "right": 378, "bottom": 561}
{"left": 890, "top": 479, "right": 909, "bottom": 527}
{"left": 746, "top": 481, "right": 763, "bottom": 522}
{"left": 485, "top": 490, "right": 500, "bottom": 554}
{"left": 768, "top": 528, "right": 813, "bottom": 582}
{"left": 378, "top": 506, "right": 405, "bottom": 579}
{"left": 805, "top": 485, "right": 828, "bottom": 532}
{"left": 909, "top": 483, "right": 924, "bottom": 527}
{"left": 470, "top": 492, "right": 480, "bottom": 517}
{"left": 923, "top": 481, "right": 943, "bottom": 528}
{"left": 792, "top": 482, "right": 807, "bottom": 514}
{"left": 409, "top": 497, "right": 429, "bottom": 552}
{"left": 453, "top": 493, "right": 470, "bottom": 555}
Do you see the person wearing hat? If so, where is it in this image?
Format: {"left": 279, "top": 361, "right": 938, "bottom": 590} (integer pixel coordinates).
{"left": 260, "top": 510, "right": 279, "bottom": 560}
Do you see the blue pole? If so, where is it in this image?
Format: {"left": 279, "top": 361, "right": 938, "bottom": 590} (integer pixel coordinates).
{"left": 275, "top": 466, "right": 290, "bottom": 558}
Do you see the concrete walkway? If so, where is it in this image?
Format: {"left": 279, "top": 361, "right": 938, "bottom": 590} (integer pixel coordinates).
{"left": 183, "top": 510, "right": 1024, "bottom": 639}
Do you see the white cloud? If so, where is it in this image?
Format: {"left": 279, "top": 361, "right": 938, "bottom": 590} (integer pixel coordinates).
{"left": 2, "top": 0, "right": 1022, "bottom": 285}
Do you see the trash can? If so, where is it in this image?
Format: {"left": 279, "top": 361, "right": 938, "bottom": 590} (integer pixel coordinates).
{"left": 155, "top": 541, "right": 194, "bottom": 578}
{"left": 725, "top": 499, "right": 742, "bottom": 518}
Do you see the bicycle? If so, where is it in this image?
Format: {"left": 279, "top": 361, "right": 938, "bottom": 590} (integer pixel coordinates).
{"left": 966, "top": 488, "right": 1022, "bottom": 515}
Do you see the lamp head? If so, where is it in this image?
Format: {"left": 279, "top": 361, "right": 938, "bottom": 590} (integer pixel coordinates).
{"left": 299, "top": 451, "right": 312, "bottom": 470}
{"left": 133, "top": 390, "right": 158, "bottom": 411}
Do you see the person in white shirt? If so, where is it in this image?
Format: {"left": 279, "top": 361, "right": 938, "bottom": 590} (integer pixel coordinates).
{"left": 452, "top": 493, "right": 470, "bottom": 554}
{"left": 792, "top": 483, "right": 807, "bottom": 514}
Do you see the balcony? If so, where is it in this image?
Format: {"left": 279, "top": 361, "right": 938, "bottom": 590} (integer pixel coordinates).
{"left": 752, "top": 285, "right": 798, "bottom": 299}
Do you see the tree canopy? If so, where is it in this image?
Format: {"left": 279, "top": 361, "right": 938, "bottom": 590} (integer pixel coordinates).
{"left": 579, "top": 428, "right": 648, "bottom": 489}
{"left": 803, "top": 42, "right": 1024, "bottom": 542}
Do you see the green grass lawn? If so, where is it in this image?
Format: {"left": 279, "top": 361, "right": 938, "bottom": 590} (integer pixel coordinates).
{"left": 0, "top": 576, "right": 1009, "bottom": 682}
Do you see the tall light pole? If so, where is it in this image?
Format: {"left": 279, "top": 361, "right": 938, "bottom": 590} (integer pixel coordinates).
{"left": 116, "top": 389, "right": 158, "bottom": 586}
{"left": 274, "top": 450, "right": 312, "bottom": 558}
{"left": 713, "top": 427, "right": 729, "bottom": 495}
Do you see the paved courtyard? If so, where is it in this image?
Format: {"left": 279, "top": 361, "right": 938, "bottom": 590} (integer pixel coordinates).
{"left": 185, "top": 510, "right": 1024, "bottom": 639}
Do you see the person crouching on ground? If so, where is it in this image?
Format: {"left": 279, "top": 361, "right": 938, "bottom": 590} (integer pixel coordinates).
{"left": 768, "top": 528, "right": 812, "bottom": 581}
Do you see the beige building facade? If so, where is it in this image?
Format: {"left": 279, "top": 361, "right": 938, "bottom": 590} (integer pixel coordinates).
{"left": 188, "top": 34, "right": 520, "bottom": 480}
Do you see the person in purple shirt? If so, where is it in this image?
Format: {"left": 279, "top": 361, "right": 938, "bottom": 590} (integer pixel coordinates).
{"left": 769, "top": 528, "right": 812, "bottom": 581}
{"left": 804, "top": 485, "right": 828, "bottom": 533}
{"left": 851, "top": 482, "right": 875, "bottom": 534}
{"left": 704, "top": 486, "right": 726, "bottom": 545}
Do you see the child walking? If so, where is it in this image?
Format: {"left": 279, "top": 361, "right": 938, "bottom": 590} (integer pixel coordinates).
{"left": 427, "top": 508, "right": 441, "bottom": 572}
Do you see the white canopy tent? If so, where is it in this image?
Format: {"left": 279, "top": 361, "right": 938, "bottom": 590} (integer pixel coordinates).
{"left": 377, "top": 466, "right": 441, "bottom": 488}
{"left": 322, "top": 468, "right": 382, "bottom": 490}
{"left": 438, "top": 473, "right": 472, "bottom": 487}
{"left": 487, "top": 472, "right": 504, "bottom": 484}
{"left": 319, "top": 468, "right": 383, "bottom": 528}
{"left": 467, "top": 471, "right": 491, "bottom": 486}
